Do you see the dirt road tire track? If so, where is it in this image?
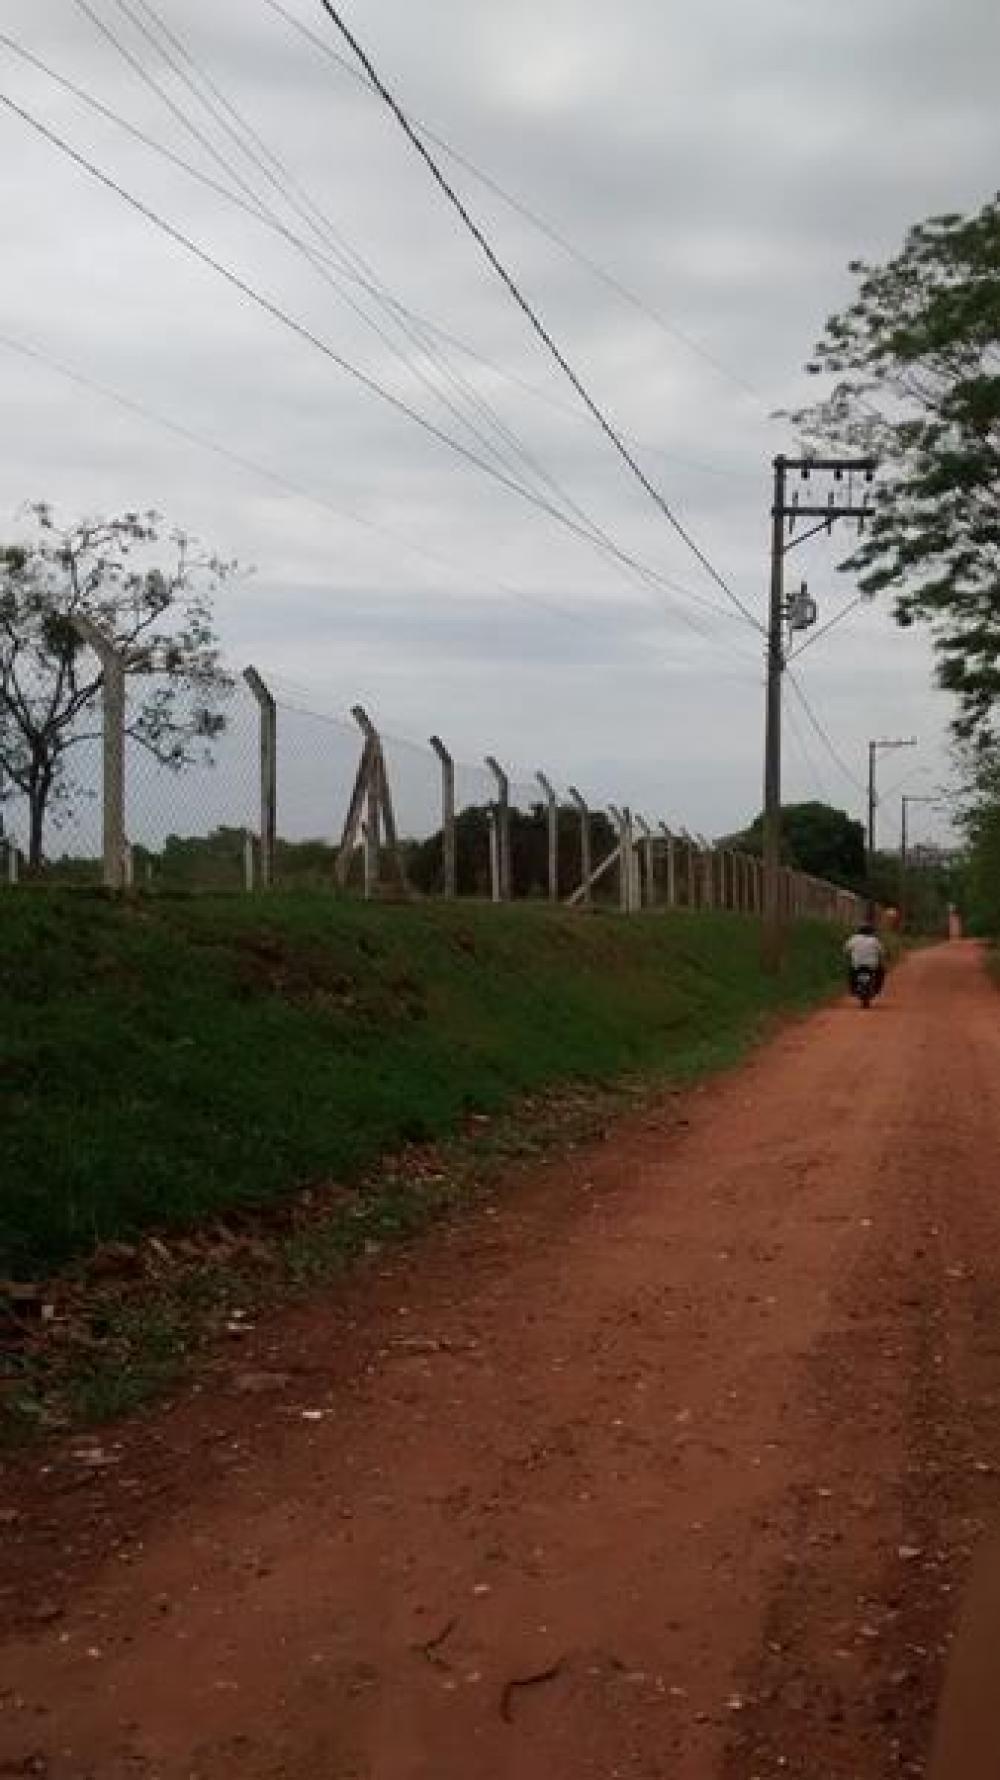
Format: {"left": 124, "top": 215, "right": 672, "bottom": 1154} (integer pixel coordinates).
{"left": 3, "top": 941, "right": 1000, "bottom": 1778}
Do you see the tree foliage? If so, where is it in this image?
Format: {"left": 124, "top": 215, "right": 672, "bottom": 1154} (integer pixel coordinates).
{"left": 952, "top": 745, "right": 1000, "bottom": 934}
{"left": 408, "top": 802, "right": 617, "bottom": 899}
{"left": 737, "top": 800, "right": 866, "bottom": 890}
{"left": 0, "top": 504, "right": 236, "bottom": 865}
{"left": 790, "top": 195, "right": 1000, "bottom": 745}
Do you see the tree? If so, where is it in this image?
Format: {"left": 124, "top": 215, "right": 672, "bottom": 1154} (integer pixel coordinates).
{"left": 789, "top": 195, "right": 1000, "bottom": 746}
{"left": 408, "top": 802, "right": 617, "bottom": 898}
{"left": 737, "top": 801, "right": 866, "bottom": 889}
{"left": 0, "top": 505, "right": 236, "bottom": 867}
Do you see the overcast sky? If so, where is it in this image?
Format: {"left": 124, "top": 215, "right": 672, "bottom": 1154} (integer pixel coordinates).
{"left": 2, "top": 0, "right": 998, "bottom": 848}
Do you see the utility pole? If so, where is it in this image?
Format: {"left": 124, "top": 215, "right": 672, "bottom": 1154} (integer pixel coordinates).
{"left": 762, "top": 453, "right": 876, "bottom": 971}
{"left": 761, "top": 456, "right": 787, "bottom": 972}
{"left": 867, "top": 737, "right": 917, "bottom": 861}
{"left": 900, "top": 792, "right": 934, "bottom": 930}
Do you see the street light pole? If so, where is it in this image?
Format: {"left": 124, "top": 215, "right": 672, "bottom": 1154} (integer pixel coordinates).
{"left": 867, "top": 737, "right": 917, "bottom": 863}
{"left": 901, "top": 792, "right": 934, "bottom": 931}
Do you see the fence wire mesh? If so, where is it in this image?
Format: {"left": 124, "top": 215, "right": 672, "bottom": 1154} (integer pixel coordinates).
{"left": 0, "top": 657, "right": 865, "bottom": 922}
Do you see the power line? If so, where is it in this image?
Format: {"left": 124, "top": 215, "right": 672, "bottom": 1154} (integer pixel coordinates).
{"left": 0, "top": 329, "right": 550, "bottom": 623}
{"left": 4, "top": 325, "right": 715, "bottom": 661}
{"left": 782, "top": 682, "right": 830, "bottom": 803}
{"left": 0, "top": 326, "right": 764, "bottom": 687}
{"left": 3, "top": 27, "right": 750, "bottom": 516}
{"left": 785, "top": 671, "right": 866, "bottom": 795}
{"left": 789, "top": 595, "right": 866, "bottom": 662}
{"left": 312, "top": 0, "right": 764, "bottom": 637}
{"left": 262, "top": 0, "right": 768, "bottom": 413}
{"left": 118, "top": 0, "right": 749, "bottom": 630}
{"left": 7, "top": 33, "right": 755, "bottom": 647}
{"left": 71, "top": 0, "right": 269, "bottom": 216}
{"left": 0, "top": 88, "right": 758, "bottom": 653}
{"left": 72, "top": 0, "right": 557, "bottom": 497}
{"left": 128, "top": 0, "right": 758, "bottom": 488}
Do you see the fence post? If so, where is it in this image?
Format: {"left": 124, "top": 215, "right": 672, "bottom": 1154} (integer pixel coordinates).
{"left": 682, "top": 833, "right": 697, "bottom": 908}
{"left": 429, "top": 734, "right": 456, "bottom": 899}
{"left": 635, "top": 815, "right": 654, "bottom": 907}
{"left": 243, "top": 829, "right": 255, "bottom": 893}
{"left": 4, "top": 838, "right": 18, "bottom": 886}
{"left": 485, "top": 755, "right": 511, "bottom": 900}
{"left": 351, "top": 706, "right": 383, "bottom": 899}
{"left": 71, "top": 616, "right": 126, "bottom": 891}
{"left": 626, "top": 815, "right": 640, "bottom": 911}
{"left": 701, "top": 840, "right": 715, "bottom": 911}
{"left": 567, "top": 786, "right": 591, "bottom": 907}
{"left": 660, "top": 825, "right": 677, "bottom": 908}
{"left": 243, "top": 666, "right": 277, "bottom": 890}
{"left": 609, "top": 804, "right": 629, "bottom": 911}
{"left": 536, "top": 770, "right": 559, "bottom": 903}
{"left": 487, "top": 808, "right": 500, "bottom": 904}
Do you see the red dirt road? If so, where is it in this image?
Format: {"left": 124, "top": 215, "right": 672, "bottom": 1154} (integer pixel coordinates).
{"left": 4, "top": 941, "right": 1000, "bottom": 1779}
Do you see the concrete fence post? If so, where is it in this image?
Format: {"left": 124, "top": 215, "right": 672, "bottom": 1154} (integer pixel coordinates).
{"left": 4, "top": 838, "right": 19, "bottom": 886}
{"left": 71, "top": 616, "right": 126, "bottom": 891}
{"left": 567, "top": 786, "right": 591, "bottom": 907}
{"left": 626, "top": 809, "right": 640, "bottom": 910}
{"left": 243, "top": 829, "right": 255, "bottom": 893}
{"left": 485, "top": 755, "right": 511, "bottom": 901}
{"left": 701, "top": 839, "right": 715, "bottom": 911}
{"left": 243, "top": 666, "right": 277, "bottom": 889}
{"left": 635, "top": 815, "right": 654, "bottom": 907}
{"left": 660, "top": 825, "right": 677, "bottom": 908}
{"left": 536, "top": 770, "right": 559, "bottom": 903}
{"left": 682, "top": 833, "right": 696, "bottom": 909}
{"left": 352, "top": 706, "right": 383, "bottom": 899}
{"left": 487, "top": 807, "right": 500, "bottom": 904}
{"left": 429, "top": 734, "right": 456, "bottom": 899}
{"left": 609, "top": 804, "right": 628, "bottom": 912}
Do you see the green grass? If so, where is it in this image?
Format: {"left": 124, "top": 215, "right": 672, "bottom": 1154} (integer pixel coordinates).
{"left": 1, "top": 890, "right": 845, "bottom": 1280}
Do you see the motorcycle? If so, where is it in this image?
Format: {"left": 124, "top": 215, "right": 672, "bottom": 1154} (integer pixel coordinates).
{"left": 850, "top": 965, "right": 881, "bottom": 1009}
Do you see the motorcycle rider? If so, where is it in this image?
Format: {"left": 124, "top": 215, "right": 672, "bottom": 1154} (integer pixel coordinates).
{"left": 844, "top": 918, "right": 886, "bottom": 996}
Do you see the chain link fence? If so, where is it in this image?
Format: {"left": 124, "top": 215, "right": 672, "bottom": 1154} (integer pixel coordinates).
{"left": 0, "top": 652, "right": 866, "bottom": 925}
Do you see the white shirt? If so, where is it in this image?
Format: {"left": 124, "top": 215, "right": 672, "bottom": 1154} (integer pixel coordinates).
{"left": 845, "top": 933, "right": 883, "bottom": 969}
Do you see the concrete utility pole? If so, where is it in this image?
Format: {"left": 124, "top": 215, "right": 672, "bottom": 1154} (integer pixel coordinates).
{"left": 762, "top": 453, "right": 876, "bottom": 971}
{"left": 901, "top": 792, "right": 934, "bottom": 930}
{"left": 868, "top": 737, "right": 917, "bottom": 862}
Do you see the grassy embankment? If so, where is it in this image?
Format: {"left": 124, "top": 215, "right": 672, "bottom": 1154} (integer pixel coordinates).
{"left": 3, "top": 890, "right": 846, "bottom": 1283}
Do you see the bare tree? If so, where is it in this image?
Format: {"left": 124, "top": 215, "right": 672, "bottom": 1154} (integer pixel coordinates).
{"left": 0, "top": 504, "right": 237, "bottom": 868}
